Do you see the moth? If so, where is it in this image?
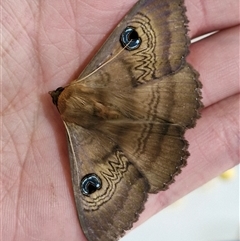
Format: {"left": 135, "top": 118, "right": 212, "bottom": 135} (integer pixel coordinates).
{"left": 49, "top": 0, "right": 202, "bottom": 240}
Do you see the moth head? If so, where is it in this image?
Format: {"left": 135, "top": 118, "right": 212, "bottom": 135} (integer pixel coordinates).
{"left": 49, "top": 87, "right": 65, "bottom": 108}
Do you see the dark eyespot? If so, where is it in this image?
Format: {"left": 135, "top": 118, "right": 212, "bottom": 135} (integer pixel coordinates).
{"left": 120, "top": 26, "right": 141, "bottom": 51}
{"left": 81, "top": 174, "right": 102, "bottom": 196}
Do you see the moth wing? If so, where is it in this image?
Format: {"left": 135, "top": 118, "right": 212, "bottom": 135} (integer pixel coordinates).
{"left": 64, "top": 122, "right": 149, "bottom": 241}
{"left": 78, "top": 0, "right": 190, "bottom": 87}
{"left": 96, "top": 64, "right": 202, "bottom": 193}
{"left": 100, "top": 121, "right": 187, "bottom": 193}
{"left": 131, "top": 64, "right": 202, "bottom": 128}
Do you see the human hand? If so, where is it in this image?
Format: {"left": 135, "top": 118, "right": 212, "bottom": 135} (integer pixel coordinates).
{"left": 2, "top": 0, "right": 239, "bottom": 240}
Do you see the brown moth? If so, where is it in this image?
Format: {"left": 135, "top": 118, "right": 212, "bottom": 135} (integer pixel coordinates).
{"left": 49, "top": 0, "right": 202, "bottom": 240}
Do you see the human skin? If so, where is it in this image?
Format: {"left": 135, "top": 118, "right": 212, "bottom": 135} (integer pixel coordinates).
{"left": 2, "top": 0, "right": 239, "bottom": 240}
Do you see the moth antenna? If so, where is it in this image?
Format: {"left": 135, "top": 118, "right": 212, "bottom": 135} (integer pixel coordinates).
{"left": 75, "top": 41, "right": 133, "bottom": 83}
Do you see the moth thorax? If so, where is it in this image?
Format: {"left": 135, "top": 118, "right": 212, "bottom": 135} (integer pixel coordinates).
{"left": 57, "top": 85, "right": 112, "bottom": 128}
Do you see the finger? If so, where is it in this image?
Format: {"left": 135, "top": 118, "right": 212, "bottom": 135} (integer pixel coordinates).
{"left": 185, "top": 0, "right": 240, "bottom": 38}
{"left": 135, "top": 93, "right": 239, "bottom": 226}
{"left": 187, "top": 25, "right": 240, "bottom": 108}
{"left": 84, "top": 0, "right": 240, "bottom": 39}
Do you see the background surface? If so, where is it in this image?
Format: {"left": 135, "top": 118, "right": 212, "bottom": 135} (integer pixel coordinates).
{"left": 121, "top": 166, "right": 239, "bottom": 241}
